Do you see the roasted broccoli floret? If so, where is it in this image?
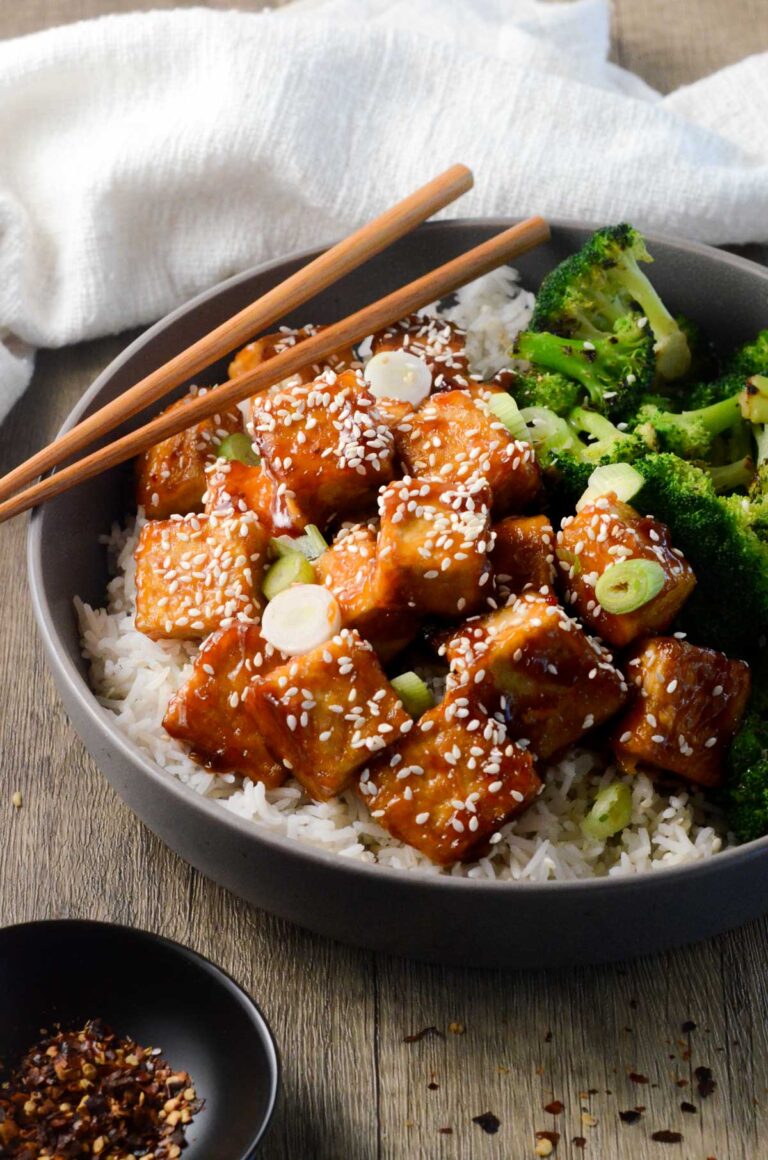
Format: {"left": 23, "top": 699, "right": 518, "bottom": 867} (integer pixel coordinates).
{"left": 633, "top": 393, "right": 744, "bottom": 460}
{"left": 725, "top": 329, "right": 768, "bottom": 378}
{"left": 741, "top": 373, "right": 768, "bottom": 426}
{"left": 512, "top": 369, "right": 584, "bottom": 416}
{"left": 515, "top": 316, "right": 655, "bottom": 420}
{"left": 632, "top": 455, "right": 768, "bottom": 655}
{"left": 568, "top": 407, "right": 650, "bottom": 464}
{"left": 530, "top": 223, "right": 691, "bottom": 381}
{"left": 725, "top": 667, "right": 768, "bottom": 843}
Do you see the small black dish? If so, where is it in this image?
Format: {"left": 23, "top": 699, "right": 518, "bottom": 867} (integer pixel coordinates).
{"left": 0, "top": 920, "right": 279, "bottom": 1157}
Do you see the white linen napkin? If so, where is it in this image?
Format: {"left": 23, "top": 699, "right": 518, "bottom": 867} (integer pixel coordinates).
{"left": 0, "top": 0, "right": 766, "bottom": 421}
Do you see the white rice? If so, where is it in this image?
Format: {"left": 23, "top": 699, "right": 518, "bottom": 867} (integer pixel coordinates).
{"left": 75, "top": 272, "right": 730, "bottom": 880}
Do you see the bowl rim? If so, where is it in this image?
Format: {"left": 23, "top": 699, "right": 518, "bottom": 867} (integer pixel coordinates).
{"left": 0, "top": 918, "right": 280, "bottom": 1158}
{"left": 27, "top": 215, "right": 768, "bottom": 897}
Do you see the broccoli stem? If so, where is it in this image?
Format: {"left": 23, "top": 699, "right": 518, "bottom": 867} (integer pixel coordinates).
{"left": 707, "top": 457, "right": 755, "bottom": 493}
{"left": 691, "top": 395, "right": 743, "bottom": 436}
{"left": 741, "top": 375, "right": 768, "bottom": 425}
{"left": 755, "top": 424, "right": 768, "bottom": 467}
{"left": 613, "top": 258, "right": 678, "bottom": 345}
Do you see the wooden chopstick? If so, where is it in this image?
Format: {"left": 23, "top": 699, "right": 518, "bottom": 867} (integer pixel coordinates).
{"left": 0, "top": 164, "right": 474, "bottom": 504}
{"left": 0, "top": 215, "right": 549, "bottom": 524}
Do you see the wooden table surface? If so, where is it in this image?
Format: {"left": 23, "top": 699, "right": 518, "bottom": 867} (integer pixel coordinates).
{"left": 2, "top": 3, "right": 768, "bottom": 1158}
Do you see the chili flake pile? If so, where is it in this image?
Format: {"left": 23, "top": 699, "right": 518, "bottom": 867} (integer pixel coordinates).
{"left": 0, "top": 1019, "right": 200, "bottom": 1158}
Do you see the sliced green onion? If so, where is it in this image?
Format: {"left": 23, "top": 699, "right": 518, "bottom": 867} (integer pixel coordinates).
{"left": 576, "top": 462, "right": 644, "bottom": 512}
{"left": 582, "top": 782, "right": 633, "bottom": 840}
{"left": 594, "top": 558, "right": 666, "bottom": 615}
{"left": 262, "top": 552, "right": 315, "bottom": 601}
{"left": 216, "top": 432, "right": 261, "bottom": 466}
{"left": 390, "top": 672, "right": 435, "bottom": 718}
{"left": 486, "top": 393, "right": 529, "bottom": 441}
{"left": 519, "top": 406, "right": 581, "bottom": 462}
{"left": 270, "top": 525, "right": 329, "bottom": 562}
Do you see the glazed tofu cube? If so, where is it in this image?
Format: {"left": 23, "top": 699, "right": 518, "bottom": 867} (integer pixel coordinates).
{"left": 491, "top": 515, "right": 556, "bottom": 604}
{"left": 611, "top": 637, "right": 751, "bottom": 788}
{"left": 163, "top": 623, "right": 288, "bottom": 785}
{"left": 136, "top": 393, "right": 242, "bottom": 519}
{"left": 244, "top": 628, "right": 412, "bottom": 801}
{"left": 204, "top": 460, "right": 307, "bottom": 536}
{"left": 556, "top": 497, "right": 696, "bottom": 647}
{"left": 396, "top": 391, "right": 541, "bottom": 515}
{"left": 229, "top": 324, "right": 359, "bottom": 386}
{"left": 135, "top": 513, "right": 268, "bottom": 641}
{"left": 315, "top": 523, "right": 419, "bottom": 661}
{"left": 442, "top": 593, "right": 628, "bottom": 760}
{"left": 375, "top": 477, "right": 493, "bottom": 617}
{"left": 370, "top": 314, "right": 473, "bottom": 391}
{"left": 251, "top": 370, "right": 395, "bottom": 526}
{"left": 358, "top": 703, "right": 541, "bottom": 864}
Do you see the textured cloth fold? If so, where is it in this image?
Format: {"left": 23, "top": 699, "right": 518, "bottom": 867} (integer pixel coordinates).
{"left": 0, "top": 0, "right": 766, "bottom": 419}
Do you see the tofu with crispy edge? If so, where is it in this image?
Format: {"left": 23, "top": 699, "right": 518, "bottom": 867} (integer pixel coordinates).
{"left": 251, "top": 370, "right": 395, "bottom": 526}
{"left": 611, "top": 637, "right": 751, "bottom": 788}
{"left": 229, "top": 324, "right": 360, "bottom": 386}
{"left": 556, "top": 496, "right": 696, "bottom": 648}
{"left": 395, "top": 390, "right": 541, "bottom": 515}
{"left": 135, "top": 513, "right": 267, "bottom": 641}
{"left": 374, "top": 477, "right": 493, "bottom": 617}
{"left": 244, "top": 628, "right": 412, "bottom": 801}
{"left": 370, "top": 314, "right": 473, "bottom": 391}
{"left": 442, "top": 592, "right": 628, "bottom": 760}
{"left": 136, "top": 393, "right": 242, "bottom": 519}
{"left": 315, "top": 523, "right": 419, "bottom": 662}
{"left": 358, "top": 702, "right": 542, "bottom": 864}
{"left": 204, "top": 460, "right": 307, "bottom": 537}
{"left": 163, "top": 623, "right": 288, "bottom": 786}
{"left": 491, "top": 515, "right": 556, "bottom": 604}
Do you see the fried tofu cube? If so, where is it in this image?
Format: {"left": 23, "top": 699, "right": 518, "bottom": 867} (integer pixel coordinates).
{"left": 251, "top": 370, "right": 395, "bottom": 526}
{"left": 315, "top": 523, "right": 419, "bottom": 661}
{"left": 491, "top": 515, "right": 556, "bottom": 604}
{"left": 244, "top": 628, "right": 412, "bottom": 801}
{"left": 136, "top": 393, "right": 242, "bottom": 519}
{"left": 443, "top": 593, "right": 628, "bottom": 760}
{"left": 204, "top": 460, "right": 307, "bottom": 536}
{"left": 371, "top": 314, "right": 473, "bottom": 391}
{"left": 611, "top": 637, "right": 751, "bottom": 788}
{"left": 135, "top": 513, "right": 267, "bottom": 641}
{"left": 229, "top": 324, "right": 359, "bottom": 385}
{"left": 374, "top": 477, "right": 493, "bottom": 617}
{"left": 395, "top": 391, "right": 541, "bottom": 515}
{"left": 163, "top": 623, "right": 288, "bottom": 785}
{"left": 358, "top": 703, "right": 541, "bottom": 864}
{"left": 556, "top": 496, "right": 696, "bottom": 647}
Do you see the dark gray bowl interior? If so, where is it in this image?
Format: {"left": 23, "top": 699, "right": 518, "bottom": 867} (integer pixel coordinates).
{"left": 0, "top": 921, "right": 279, "bottom": 1157}
{"left": 27, "top": 219, "right": 768, "bottom": 968}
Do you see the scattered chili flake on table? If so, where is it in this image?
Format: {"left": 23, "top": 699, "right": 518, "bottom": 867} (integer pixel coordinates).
{"left": 0, "top": 1019, "right": 201, "bottom": 1159}
{"left": 543, "top": 1099, "right": 564, "bottom": 1115}
{"left": 402, "top": 1026, "right": 444, "bottom": 1044}
{"left": 472, "top": 1110, "right": 500, "bottom": 1135}
{"left": 694, "top": 1065, "right": 717, "bottom": 1098}
{"left": 680, "top": 1101, "right": 697, "bottom": 1114}
{"left": 619, "top": 1109, "right": 642, "bottom": 1124}
{"left": 651, "top": 1129, "right": 684, "bottom": 1143}
{"left": 681, "top": 1020, "right": 697, "bottom": 1033}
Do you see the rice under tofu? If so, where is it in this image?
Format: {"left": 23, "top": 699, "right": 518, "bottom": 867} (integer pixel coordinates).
{"left": 76, "top": 270, "right": 729, "bottom": 881}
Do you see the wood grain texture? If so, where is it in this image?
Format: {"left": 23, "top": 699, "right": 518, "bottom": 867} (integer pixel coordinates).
{"left": 1, "top": 3, "right": 768, "bottom": 1158}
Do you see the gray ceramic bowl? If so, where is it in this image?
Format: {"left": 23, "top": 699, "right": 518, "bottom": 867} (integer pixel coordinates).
{"left": 27, "top": 219, "right": 768, "bottom": 968}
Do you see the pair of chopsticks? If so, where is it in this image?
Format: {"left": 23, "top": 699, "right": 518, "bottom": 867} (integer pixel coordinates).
{"left": 0, "top": 165, "right": 549, "bottom": 523}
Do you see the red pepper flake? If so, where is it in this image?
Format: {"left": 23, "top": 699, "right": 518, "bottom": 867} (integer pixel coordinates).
{"left": 651, "top": 1130, "right": 684, "bottom": 1143}
{"left": 694, "top": 1065, "right": 716, "bottom": 1099}
{"left": 536, "top": 1129, "right": 561, "bottom": 1145}
{"left": 629, "top": 1072, "right": 650, "bottom": 1084}
{"left": 619, "top": 1109, "right": 642, "bottom": 1124}
{"left": 403, "top": 1026, "right": 444, "bottom": 1044}
{"left": 680, "top": 1102, "right": 697, "bottom": 1114}
{"left": 544, "top": 1100, "right": 564, "bottom": 1115}
{"left": 472, "top": 1111, "right": 500, "bottom": 1134}
{"left": 0, "top": 1019, "right": 200, "bottom": 1159}
{"left": 438, "top": 1127, "right": 453, "bottom": 1135}
{"left": 427, "top": 1081, "right": 439, "bottom": 1091}
{"left": 544, "top": 1030, "right": 553, "bottom": 1043}
{"left": 572, "top": 1136, "right": 587, "bottom": 1149}
{"left": 681, "top": 1020, "right": 697, "bottom": 1033}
